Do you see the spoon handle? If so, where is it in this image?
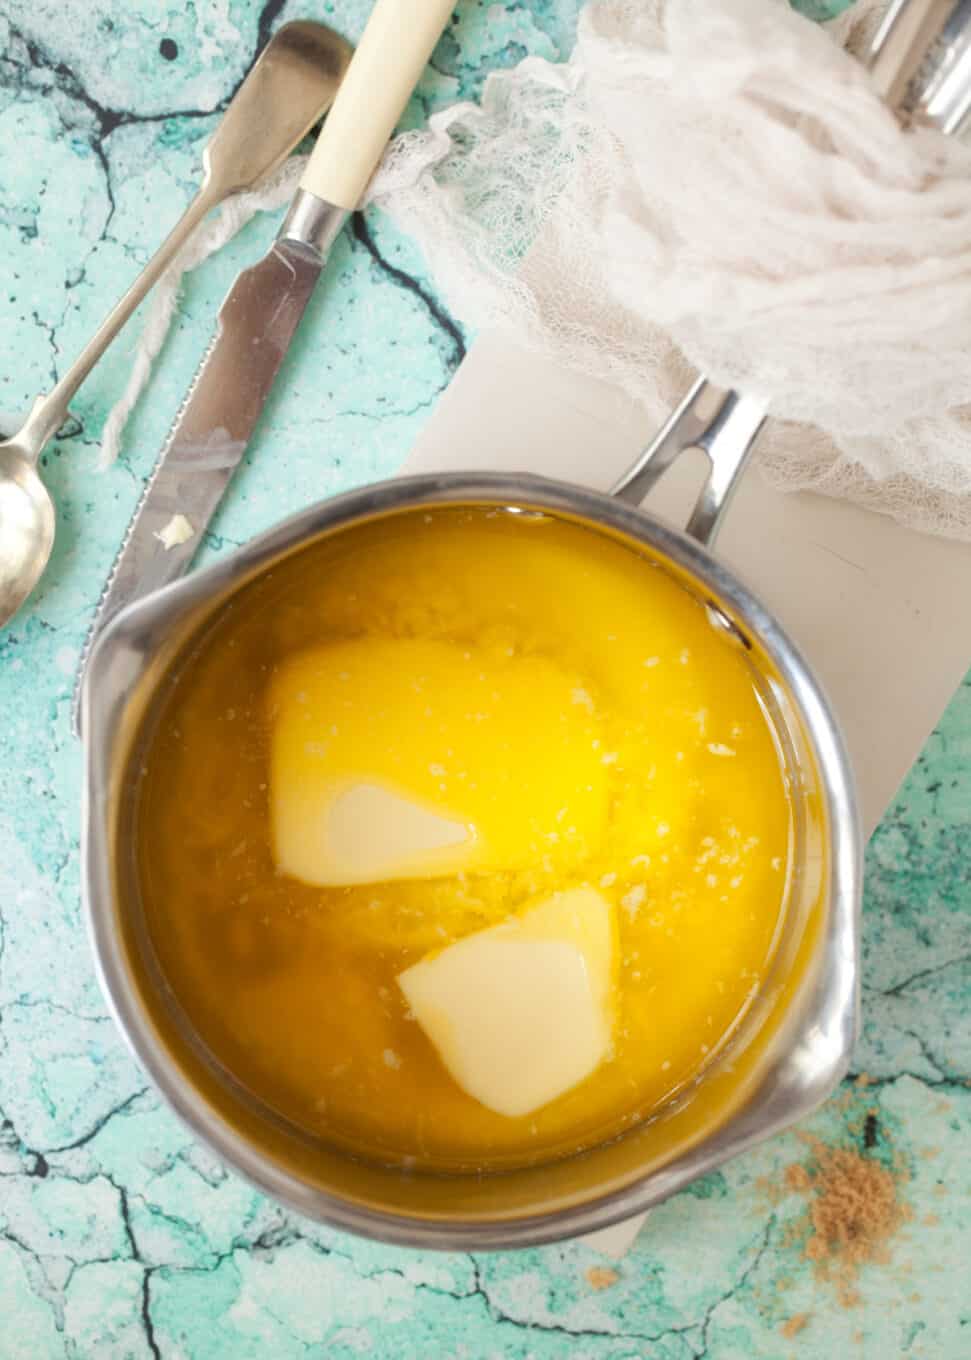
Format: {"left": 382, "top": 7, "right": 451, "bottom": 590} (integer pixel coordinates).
{"left": 19, "top": 184, "right": 218, "bottom": 461}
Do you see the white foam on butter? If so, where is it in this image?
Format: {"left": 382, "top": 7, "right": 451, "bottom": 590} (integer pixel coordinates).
{"left": 398, "top": 887, "right": 614, "bottom": 1118}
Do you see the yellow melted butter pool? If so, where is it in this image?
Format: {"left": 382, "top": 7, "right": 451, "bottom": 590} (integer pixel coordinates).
{"left": 268, "top": 636, "right": 609, "bottom": 885}
{"left": 134, "top": 506, "right": 791, "bottom": 1171}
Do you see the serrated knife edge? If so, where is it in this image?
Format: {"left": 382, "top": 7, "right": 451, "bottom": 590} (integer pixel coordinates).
{"left": 70, "top": 324, "right": 223, "bottom": 733}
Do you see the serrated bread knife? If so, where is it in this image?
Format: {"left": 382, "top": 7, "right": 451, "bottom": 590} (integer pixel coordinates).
{"left": 74, "top": 0, "right": 457, "bottom": 733}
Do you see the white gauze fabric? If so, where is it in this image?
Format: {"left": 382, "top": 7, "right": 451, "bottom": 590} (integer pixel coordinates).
{"left": 369, "top": 0, "right": 971, "bottom": 538}
{"left": 103, "top": 0, "right": 971, "bottom": 539}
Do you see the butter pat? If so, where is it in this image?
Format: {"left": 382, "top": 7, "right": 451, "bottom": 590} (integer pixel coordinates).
{"left": 321, "top": 783, "right": 470, "bottom": 884}
{"left": 267, "top": 637, "right": 607, "bottom": 886}
{"left": 398, "top": 887, "right": 615, "bottom": 1117}
{"left": 154, "top": 513, "right": 194, "bottom": 551}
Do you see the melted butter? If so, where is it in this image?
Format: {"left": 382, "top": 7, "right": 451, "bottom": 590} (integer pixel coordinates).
{"left": 135, "top": 507, "right": 791, "bottom": 1171}
{"left": 268, "top": 637, "right": 607, "bottom": 885}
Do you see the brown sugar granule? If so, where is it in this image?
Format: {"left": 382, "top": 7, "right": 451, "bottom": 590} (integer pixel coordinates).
{"left": 781, "top": 1313, "right": 809, "bottom": 1338}
{"left": 785, "top": 1140, "right": 909, "bottom": 1306}
{"left": 834, "top": 1089, "right": 854, "bottom": 1114}
{"left": 585, "top": 1266, "right": 619, "bottom": 1291}
{"left": 757, "top": 1173, "right": 786, "bottom": 1206}
{"left": 804, "top": 1148, "right": 899, "bottom": 1264}
{"left": 785, "top": 1163, "right": 811, "bottom": 1193}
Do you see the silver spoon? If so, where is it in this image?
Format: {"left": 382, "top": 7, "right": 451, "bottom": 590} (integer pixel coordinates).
{"left": 0, "top": 20, "right": 350, "bottom": 627}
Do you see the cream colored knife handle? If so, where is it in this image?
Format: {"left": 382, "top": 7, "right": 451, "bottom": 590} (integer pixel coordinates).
{"left": 300, "top": 0, "right": 455, "bottom": 210}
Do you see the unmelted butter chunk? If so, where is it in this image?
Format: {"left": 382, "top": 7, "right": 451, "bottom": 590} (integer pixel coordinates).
{"left": 324, "top": 783, "right": 470, "bottom": 883}
{"left": 398, "top": 888, "right": 615, "bottom": 1117}
{"left": 268, "top": 637, "right": 607, "bottom": 886}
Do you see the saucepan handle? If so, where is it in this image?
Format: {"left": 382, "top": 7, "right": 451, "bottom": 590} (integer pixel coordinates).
{"left": 610, "top": 379, "right": 767, "bottom": 547}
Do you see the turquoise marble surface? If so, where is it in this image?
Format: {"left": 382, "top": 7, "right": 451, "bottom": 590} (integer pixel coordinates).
{"left": 0, "top": 1, "right": 968, "bottom": 1355}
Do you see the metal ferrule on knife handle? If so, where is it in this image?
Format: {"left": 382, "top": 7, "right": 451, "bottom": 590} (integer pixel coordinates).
{"left": 277, "top": 193, "right": 348, "bottom": 258}
{"left": 74, "top": 0, "right": 457, "bottom": 735}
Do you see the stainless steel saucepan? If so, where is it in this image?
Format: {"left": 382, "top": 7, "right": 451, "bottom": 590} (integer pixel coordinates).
{"left": 82, "top": 447, "right": 861, "bottom": 1248}
{"left": 80, "top": 0, "right": 968, "bottom": 1247}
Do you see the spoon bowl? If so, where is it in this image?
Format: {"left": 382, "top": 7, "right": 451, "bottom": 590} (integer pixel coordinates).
{"left": 0, "top": 440, "right": 55, "bottom": 622}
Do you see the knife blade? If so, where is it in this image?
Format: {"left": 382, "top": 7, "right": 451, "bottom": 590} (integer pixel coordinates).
{"left": 75, "top": 0, "right": 458, "bottom": 732}
{"left": 77, "top": 230, "right": 338, "bottom": 626}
